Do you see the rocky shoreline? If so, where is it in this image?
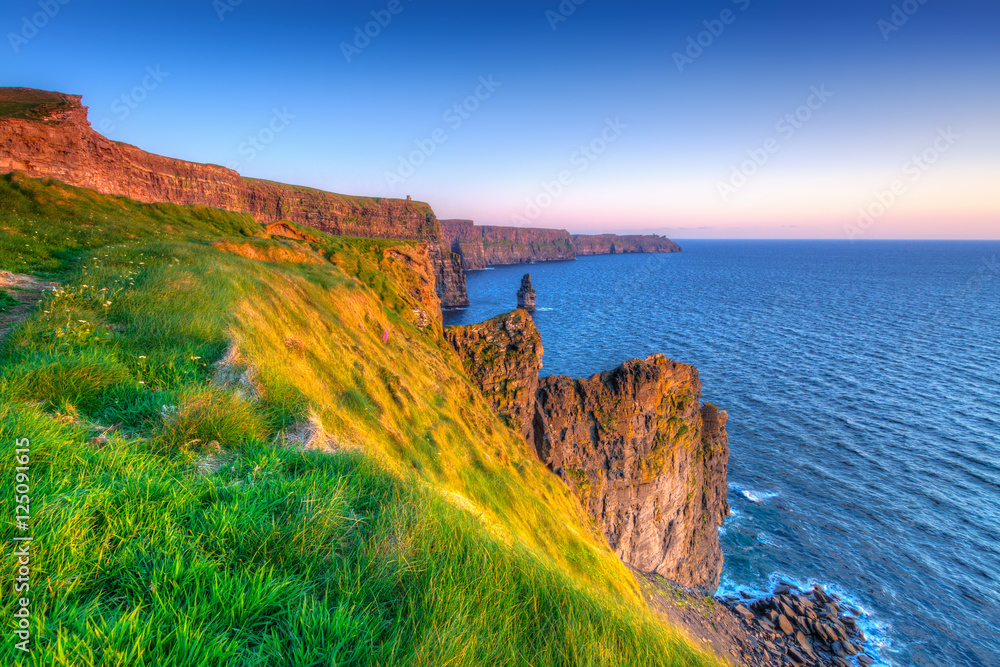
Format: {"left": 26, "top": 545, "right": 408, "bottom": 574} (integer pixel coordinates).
{"left": 639, "top": 573, "right": 878, "bottom": 667}
{"left": 716, "top": 582, "right": 876, "bottom": 667}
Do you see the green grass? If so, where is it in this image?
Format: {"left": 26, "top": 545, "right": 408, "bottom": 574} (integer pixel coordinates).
{"left": 0, "top": 174, "right": 724, "bottom": 667}
{"left": 0, "top": 287, "right": 17, "bottom": 312}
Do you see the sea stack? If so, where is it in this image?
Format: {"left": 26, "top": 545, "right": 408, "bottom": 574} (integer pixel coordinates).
{"left": 517, "top": 273, "right": 536, "bottom": 312}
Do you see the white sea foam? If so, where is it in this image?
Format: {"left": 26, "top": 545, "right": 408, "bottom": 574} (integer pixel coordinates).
{"left": 742, "top": 489, "right": 779, "bottom": 503}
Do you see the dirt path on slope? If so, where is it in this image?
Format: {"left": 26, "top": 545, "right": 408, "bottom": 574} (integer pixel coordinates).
{"left": 0, "top": 271, "right": 59, "bottom": 340}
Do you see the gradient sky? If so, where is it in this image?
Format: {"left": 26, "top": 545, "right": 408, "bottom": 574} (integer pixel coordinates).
{"left": 3, "top": 0, "right": 998, "bottom": 238}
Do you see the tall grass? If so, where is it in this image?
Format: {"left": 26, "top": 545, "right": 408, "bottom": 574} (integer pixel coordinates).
{"left": 0, "top": 175, "right": 724, "bottom": 666}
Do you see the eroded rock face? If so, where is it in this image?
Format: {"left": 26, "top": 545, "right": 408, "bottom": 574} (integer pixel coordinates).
{"left": 443, "top": 310, "right": 542, "bottom": 443}
{"left": 428, "top": 242, "right": 469, "bottom": 308}
{"left": 445, "top": 311, "right": 729, "bottom": 591}
{"left": 537, "top": 357, "right": 729, "bottom": 591}
{"left": 0, "top": 88, "right": 469, "bottom": 307}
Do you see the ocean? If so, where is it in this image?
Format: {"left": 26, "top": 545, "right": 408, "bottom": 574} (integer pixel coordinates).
{"left": 443, "top": 240, "right": 1000, "bottom": 667}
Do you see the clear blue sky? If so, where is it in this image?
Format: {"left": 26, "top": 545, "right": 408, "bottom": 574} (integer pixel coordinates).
{"left": 3, "top": 0, "right": 998, "bottom": 238}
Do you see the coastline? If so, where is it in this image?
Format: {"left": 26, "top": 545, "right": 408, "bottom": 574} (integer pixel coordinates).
{"left": 637, "top": 571, "right": 880, "bottom": 667}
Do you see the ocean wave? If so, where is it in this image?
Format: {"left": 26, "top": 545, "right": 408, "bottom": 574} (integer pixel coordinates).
{"left": 741, "top": 489, "right": 779, "bottom": 503}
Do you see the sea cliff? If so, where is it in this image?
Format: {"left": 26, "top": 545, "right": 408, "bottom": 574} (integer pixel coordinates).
{"left": 441, "top": 219, "right": 682, "bottom": 270}
{"left": 441, "top": 219, "right": 576, "bottom": 270}
{"left": 444, "top": 309, "right": 729, "bottom": 591}
{"left": 572, "top": 233, "right": 681, "bottom": 255}
{"left": 1, "top": 172, "right": 873, "bottom": 667}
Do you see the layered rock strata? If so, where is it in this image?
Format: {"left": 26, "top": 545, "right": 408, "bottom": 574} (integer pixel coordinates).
{"left": 0, "top": 88, "right": 469, "bottom": 306}
{"left": 445, "top": 311, "right": 729, "bottom": 590}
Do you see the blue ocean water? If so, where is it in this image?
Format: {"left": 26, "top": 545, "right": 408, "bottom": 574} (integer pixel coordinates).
{"left": 443, "top": 241, "right": 1000, "bottom": 667}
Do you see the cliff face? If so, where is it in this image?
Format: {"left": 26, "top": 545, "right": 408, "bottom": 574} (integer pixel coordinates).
{"left": 445, "top": 312, "right": 729, "bottom": 591}
{"left": 379, "top": 244, "right": 445, "bottom": 335}
{"left": 428, "top": 242, "right": 469, "bottom": 308}
{"left": 0, "top": 88, "right": 468, "bottom": 307}
{"left": 441, "top": 219, "right": 576, "bottom": 270}
{"left": 537, "top": 358, "right": 729, "bottom": 591}
{"left": 443, "top": 310, "right": 542, "bottom": 444}
{"left": 572, "top": 234, "right": 682, "bottom": 255}
{"left": 440, "top": 219, "right": 682, "bottom": 269}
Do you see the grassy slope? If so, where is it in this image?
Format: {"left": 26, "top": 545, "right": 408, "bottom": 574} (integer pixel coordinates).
{"left": 0, "top": 89, "right": 75, "bottom": 121}
{"left": 245, "top": 178, "right": 435, "bottom": 216}
{"left": 0, "top": 174, "right": 723, "bottom": 667}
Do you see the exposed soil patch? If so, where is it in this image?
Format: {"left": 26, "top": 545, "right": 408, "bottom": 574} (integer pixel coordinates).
{"left": 0, "top": 270, "right": 59, "bottom": 340}
{"left": 211, "top": 343, "right": 264, "bottom": 401}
